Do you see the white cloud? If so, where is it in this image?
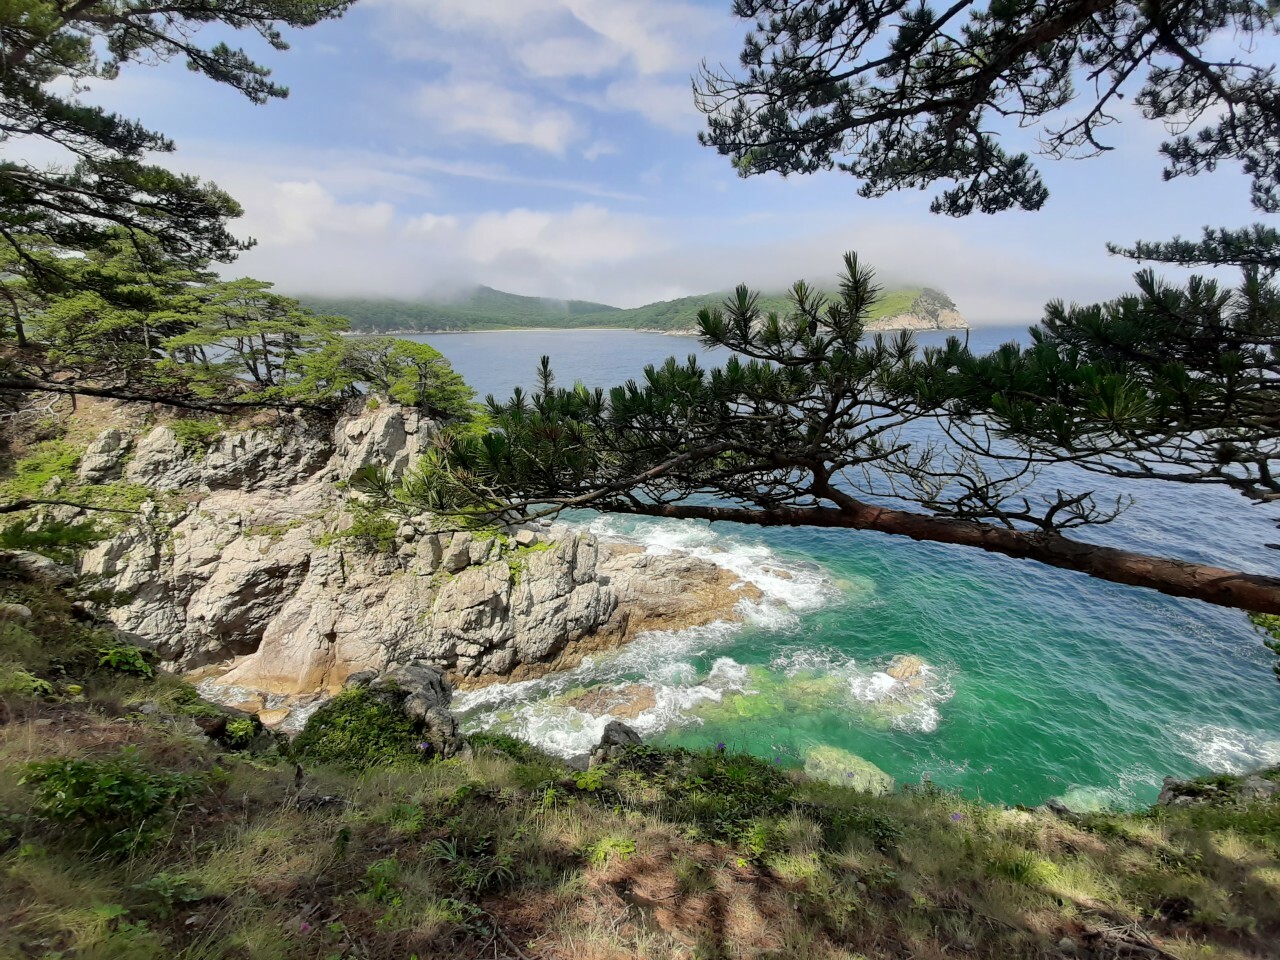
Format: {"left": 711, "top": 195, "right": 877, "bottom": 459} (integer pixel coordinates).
{"left": 464, "top": 204, "right": 659, "bottom": 266}
{"left": 370, "top": 0, "right": 720, "bottom": 76}
{"left": 560, "top": 0, "right": 718, "bottom": 75}
{"left": 212, "top": 164, "right": 1109, "bottom": 322}
{"left": 364, "top": 0, "right": 732, "bottom": 142}
{"left": 583, "top": 140, "right": 618, "bottom": 161}
{"left": 254, "top": 181, "right": 395, "bottom": 246}
{"left": 415, "top": 80, "right": 582, "bottom": 155}
{"left": 594, "top": 77, "right": 699, "bottom": 132}
{"left": 516, "top": 35, "right": 623, "bottom": 78}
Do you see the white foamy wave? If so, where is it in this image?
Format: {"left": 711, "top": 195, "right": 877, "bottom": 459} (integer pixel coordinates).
{"left": 456, "top": 652, "right": 756, "bottom": 759}
{"left": 586, "top": 515, "right": 845, "bottom": 630}
{"left": 770, "top": 648, "right": 955, "bottom": 734}
{"left": 1178, "top": 724, "right": 1280, "bottom": 774}
{"left": 454, "top": 516, "right": 856, "bottom": 759}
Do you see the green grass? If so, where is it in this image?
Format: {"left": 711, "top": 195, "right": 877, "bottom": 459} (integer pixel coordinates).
{"left": 2, "top": 571, "right": 1279, "bottom": 960}
{"left": 0, "top": 438, "right": 81, "bottom": 499}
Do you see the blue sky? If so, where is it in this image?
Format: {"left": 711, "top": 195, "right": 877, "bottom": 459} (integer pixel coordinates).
{"left": 60, "top": 0, "right": 1271, "bottom": 322}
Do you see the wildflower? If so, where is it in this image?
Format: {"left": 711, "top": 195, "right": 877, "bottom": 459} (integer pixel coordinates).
{"left": 299, "top": 922, "right": 312, "bottom": 935}
{"left": 716, "top": 742, "right": 726, "bottom": 752}
{"left": 950, "top": 812, "right": 965, "bottom": 822}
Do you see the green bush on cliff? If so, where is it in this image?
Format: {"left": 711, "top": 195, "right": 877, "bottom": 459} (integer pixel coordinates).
{"left": 170, "top": 418, "right": 224, "bottom": 454}
{"left": 291, "top": 687, "right": 427, "bottom": 769}
{"left": 20, "top": 748, "right": 203, "bottom": 855}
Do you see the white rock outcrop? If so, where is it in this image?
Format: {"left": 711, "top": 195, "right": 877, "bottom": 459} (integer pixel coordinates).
{"left": 81, "top": 405, "right": 756, "bottom": 717}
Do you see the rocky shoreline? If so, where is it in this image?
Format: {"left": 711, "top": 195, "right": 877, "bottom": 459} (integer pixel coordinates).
{"left": 76, "top": 403, "right": 761, "bottom": 731}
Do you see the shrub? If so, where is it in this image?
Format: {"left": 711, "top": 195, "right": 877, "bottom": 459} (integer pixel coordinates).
{"left": 468, "top": 732, "right": 556, "bottom": 764}
{"left": 291, "top": 687, "right": 428, "bottom": 769}
{"left": 20, "top": 748, "right": 203, "bottom": 854}
{"left": 0, "top": 439, "right": 80, "bottom": 499}
{"left": 0, "top": 519, "right": 103, "bottom": 565}
{"left": 322, "top": 508, "right": 398, "bottom": 554}
{"left": 170, "top": 418, "right": 224, "bottom": 453}
{"left": 97, "top": 643, "right": 155, "bottom": 678}
{"left": 587, "top": 835, "right": 637, "bottom": 867}
{"left": 0, "top": 669, "right": 54, "bottom": 698}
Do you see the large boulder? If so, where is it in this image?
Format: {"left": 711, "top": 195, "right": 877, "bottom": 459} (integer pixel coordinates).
{"left": 589, "top": 720, "right": 643, "bottom": 768}
{"left": 1158, "top": 769, "right": 1280, "bottom": 807}
{"left": 0, "top": 549, "right": 75, "bottom": 587}
{"left": 82, "top": 402, "right": 768, "bottom": 726}
{"left": 77, "top": 428, "right": 132, "bottom": 483}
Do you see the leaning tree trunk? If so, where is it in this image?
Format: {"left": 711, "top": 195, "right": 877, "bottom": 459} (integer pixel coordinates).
{"left": 618, "top": 497, "right": 1280, "bottom": 615}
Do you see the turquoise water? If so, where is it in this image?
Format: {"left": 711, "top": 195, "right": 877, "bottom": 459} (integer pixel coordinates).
{"left": 420, "top": 328, "right": 1280, "bottom": 809}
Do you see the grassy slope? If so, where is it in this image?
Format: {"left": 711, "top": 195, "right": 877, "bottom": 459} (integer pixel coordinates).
{"left": 2, "top": 565, "right": 1279, "bottom": 960}
{"left": 302, "top": 286, "right": 949, "bottom": 334}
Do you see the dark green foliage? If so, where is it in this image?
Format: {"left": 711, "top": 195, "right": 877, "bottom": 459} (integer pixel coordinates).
{"left": 468, "top": 732, "right": 558, "bottom": 764}
{"left": 300, "top": 285, "right": 620, "bottom": 333}
{"left": 1250, "top": 614, "right": 1280, "bottom": 682}
{"left": 0, "top": 520, "right": 102, "bottom": 566}
{"left": 912, "top": 267, "right": 1280, "bottom": 505}
{"left": 325, "top": 508, "right": 400, "bottom": 554}
{"left": 814, "top": 806, "right": 905, "bottom": 853}
{"left": 97, "top": 644, "right": 155, "bottom": 679}
{"left": 405, "top": 252, "right": 1280, "bottom": 614}
{"left": 291, "top": 687, "right": 429, "bottom": 769}
{"left": 613, "top": 745, "right": 795, "bottom": 847}
{"left": 0, "top": 0, "right": 353, "bottom": 275}
{"left": 290, "top": 336, "right": 477, "bottom": 417}
{"left": 170, "top": 419, "right": 224, "bottom": 453}
{"left": 698, "top": 1, "right": 1280, "bottom": 216}
{"left": 20, "top": 749, "right": 202, "bottom": 854}
{"left": 2, "top": 234, "right": 476, "bottom": 416}
{"left": 132, "top": 873, "right": 205, "bottom": 919}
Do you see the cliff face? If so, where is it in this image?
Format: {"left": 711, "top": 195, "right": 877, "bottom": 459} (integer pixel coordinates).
{"left": 79, "top": 406, "right": 756, "bottom": 726}
{"left": 868, "top": 289, "right": 967, "bottom": 332}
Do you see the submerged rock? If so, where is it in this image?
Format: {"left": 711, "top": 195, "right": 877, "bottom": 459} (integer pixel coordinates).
{"left": 885, "top": 654, "right": 925, "bottom": 681}
{"left": 558, "top": 683, "right": 658, "bottom": 720}
{"left": 803, "top": 745, "right": 894, "bottom": 794}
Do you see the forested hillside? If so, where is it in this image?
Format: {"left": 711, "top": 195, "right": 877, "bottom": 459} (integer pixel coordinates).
{"left": 301, "top": 284, "right": 966, "bottom": 333}
{"left": 301, "top": 286, "right": 620, "bottom": 333}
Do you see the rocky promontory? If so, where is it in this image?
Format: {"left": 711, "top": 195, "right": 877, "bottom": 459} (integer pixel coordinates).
{"left": 78, "top": 404, "right": 760, "bottom": 728}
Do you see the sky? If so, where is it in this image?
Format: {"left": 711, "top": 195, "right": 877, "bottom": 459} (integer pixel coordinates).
{"left": 48, "top": 0, "right": 1275, "bottom": 323}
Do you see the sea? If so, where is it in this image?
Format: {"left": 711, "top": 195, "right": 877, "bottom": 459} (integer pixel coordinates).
{"left": 409, "top": 327, "right": 1280, "bottom": 810}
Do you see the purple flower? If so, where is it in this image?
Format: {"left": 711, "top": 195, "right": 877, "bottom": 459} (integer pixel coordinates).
{"left": 950, "top": 812, "right": 965, "bottom": 822}
{"left": 716, "top": 742, "right": 726, "bottom": 752}
{"left": 299, "top": 922, "right": 312, "bottom": 935}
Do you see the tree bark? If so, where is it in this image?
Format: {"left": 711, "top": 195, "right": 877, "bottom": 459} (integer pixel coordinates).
{"left": 615, "top": 498, "right": 1280, "bottom": 615}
